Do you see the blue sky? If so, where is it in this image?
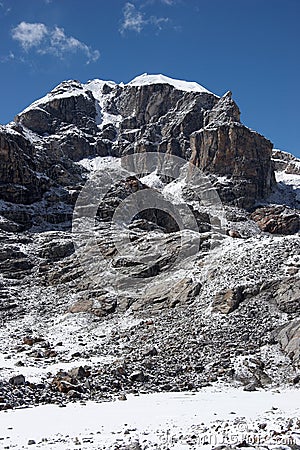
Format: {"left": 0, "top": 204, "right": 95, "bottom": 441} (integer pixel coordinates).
{"left": 0, "top": 0, "right": 299, "bottom": 157}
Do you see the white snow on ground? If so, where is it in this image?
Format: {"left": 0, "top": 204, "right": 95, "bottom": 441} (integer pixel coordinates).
{"left": 84, "top": 79, "right": 123, "bottom": 129}
{"left": 267, "top": 170, "right": 300, "bottom": 207}
{"left": 275, "top": 170, "right": 300, "bottom": 187}
{"left": 0, "top": 354, "right": 111, "bottom": 384}
{"left": 162, "top": 178, "right": 187, "bottom": 204}
{"left": 127, "top": 73, "right": 214, "bottom": 94}
{"left": 0, "top": 388, "right": 299, "bottom": 449}
{"left": 76, "top": 156, "right": 121, "bottom": 172}
{"left": 140, "top": 171, "right": 165, "bottom": 190}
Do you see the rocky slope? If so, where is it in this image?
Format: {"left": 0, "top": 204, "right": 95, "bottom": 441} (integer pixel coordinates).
{"left": 0, "top": 74, "right": 299, "bottom": 412}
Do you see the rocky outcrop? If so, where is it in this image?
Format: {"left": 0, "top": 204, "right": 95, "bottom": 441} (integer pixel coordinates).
{"left": 15, "top": 80, "right": 97, "bottom": 135}
{"left": 273, "top": 277, "right": 300, "bottom": 314}
{"left": 190, "top": 103, "right": 275, "bottom": 209}
{"left": 272, "top": 149, "right": 300, "bottom": 175}
{"left": 132, "top": 278, "right": 201, "bottom": 310}
{"left": 251, "top": 205, "right": 299, "bottom": 234}
{"left": 277, "top": 319, "right": 300, "bottom": 366}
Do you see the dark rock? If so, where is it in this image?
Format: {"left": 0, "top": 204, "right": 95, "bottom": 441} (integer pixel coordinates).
{"left": 243, "top": 383, "right": 257, "bottom": 392}
{"left": 9, "top": 374, "right": 25, "bottom": 386}
{"left": 273, "top": 278, "right": 300, "bottom": 314}
{"left": 68, "top": 366, "right": 90, "bottom": 379}
{"left": 129, "top": 371, "right": 146, "bottom": 382}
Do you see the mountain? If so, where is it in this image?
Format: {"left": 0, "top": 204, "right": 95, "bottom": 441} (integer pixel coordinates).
{"left": 0, "top": 74, "right": 299, "bottom": 414}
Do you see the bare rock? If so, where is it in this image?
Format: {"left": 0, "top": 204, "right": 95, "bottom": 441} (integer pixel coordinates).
{"left": 251, "top": 205, "right": 299, "bottom": 234}
{"left": 9, "top": 374, "right": 26, "bottom": 386}
{"left": 277, "top": 319, "right": 300, "bottom": 365}
{"left": 273, "top": 278, "right": 300, "bottom": 314}
{"left": 190, "top": 124, "right": 275, "bottom": 209}
{"left": 212, "top": 287, "right": 243, "bottom": 314}
{"left": 133, "top": 278, "right": 201, "bottom": 310}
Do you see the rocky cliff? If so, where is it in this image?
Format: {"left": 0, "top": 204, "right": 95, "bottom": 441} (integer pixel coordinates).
{"left": 0, "top": 74, "right": 276, "bottom": 231}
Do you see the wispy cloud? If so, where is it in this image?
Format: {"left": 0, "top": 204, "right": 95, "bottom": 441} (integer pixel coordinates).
{"left": 160, "top": 0, "right": 175, "bottom": 4}
{"left": 11, "top": 22, "right": 100, "bottom": 64}
{"left": 121, "top": 3, "right": 145, "bottom": 33}
{"left": 0, "top": 51, "right": 15, "bottom": 63}
{"left": 0, "top": 1, "right": 11, "bottom": 15}
{"left": 120, "top": 2, "right": 170, "bottom": 34}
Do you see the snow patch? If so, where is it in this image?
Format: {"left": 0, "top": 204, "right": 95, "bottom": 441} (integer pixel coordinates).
{"left": 127, "top": 73, "right": 214, "bottom": 94}
{"left": 1, "top": 388, "right": 299, "bottom": 449}
{"left": 76, "top": 156, "right": 121, "bottom": 172}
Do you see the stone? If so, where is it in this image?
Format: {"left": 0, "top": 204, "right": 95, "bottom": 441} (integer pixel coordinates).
{"left": 143, "top": 347, "right": 158, "bottom": 357}
{"left": 133, "top": 278, "right": 201, "bottom": 310}
{"left": 273, "top": 278, "right": 300, "bottom": 314}
{"left": 9, "top": 374, "right": 25, "bottom": 386}
{"left": 212, "top": 287, "right": 243, "bottom": 314}
{"left": 277, "top": 319, "right": 300, "bottom": 365}
{"left": 251, "top": 206, "right": 299, "bottom": 234}
{"left": 243, "top": 383, "right": 257, "bottom": 392}
{"left": 228, "top": 229, "right": 242, "bottom": 238}
{"left": 69, "top": 293, "right": 117, "bottom": 317}
{"left": 68, "top": 366, "right": 90, "bottom": 379}
{"left": 129, "top": 371, "right": 146, "bottom": 382}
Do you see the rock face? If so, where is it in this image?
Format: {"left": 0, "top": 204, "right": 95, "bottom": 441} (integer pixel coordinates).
{"left": 0, "top": 127, "right": 48, "bottom": 204}
{"left": 0, "top": 74, "right": 276, "bottom": 231}
{"left": 191, "top": 123, "right": 274, "bottom": 208}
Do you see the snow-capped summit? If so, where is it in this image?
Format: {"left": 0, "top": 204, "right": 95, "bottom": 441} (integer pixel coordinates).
{"left": 127, "top": 73, "right": 213, "bottom": 94}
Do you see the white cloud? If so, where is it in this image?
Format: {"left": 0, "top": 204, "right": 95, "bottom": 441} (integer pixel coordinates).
{"left": 120, "top": 3, "right": 145, "bottom": 33}
{"left": 120, "top": 2, "right": 170, "bottom": 34}
{"left": 150, "top": 16, "right": 169, "bottom": 30}
{"left": 12, "top": 22, "right": 47, "bottom": 50}
{"left": 0, "top": 51, "right": 15, "bottom": 63}
{"left": 11, "top": 22, "right": 100, "bottom": 64}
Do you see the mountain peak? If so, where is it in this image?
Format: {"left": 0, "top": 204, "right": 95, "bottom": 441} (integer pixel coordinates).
{"left": 127, "top": 73, "right": 214, "bottom": 94}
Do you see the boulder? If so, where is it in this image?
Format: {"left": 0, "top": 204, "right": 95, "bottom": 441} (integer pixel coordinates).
{"left": 212, "top": 287, "right": 243, "bottom": 314}
{"left": 9, "top": 374, "right": 26, "bottom": 386}
{"left": 277, "top": 319, "right": 300, "bottom": 365}
{"left": 132, "top": 278, "right": 201, "bottom": 310}
{"left": 251, "top": 206, "right": 299, "bottom": 234}
{"left": 273, "top": 278, "right": 300, "bottom": 314}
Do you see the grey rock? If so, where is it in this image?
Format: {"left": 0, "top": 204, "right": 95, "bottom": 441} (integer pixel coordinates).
{"left": 212, "top": 287, "right": 243, "bottom": 314}
{"left": 9, "top": 374, "right": 26, "bottom": 386}
{"left": 277, "top": 319, "right": 300, "bottom": 365}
